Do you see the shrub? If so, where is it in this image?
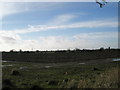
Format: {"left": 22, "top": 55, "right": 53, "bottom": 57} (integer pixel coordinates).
{"left": 30, "top": 85, "right": 43, "bottom": 90}
{"left": 11, "top": 70, "right": 20, "bottom": 76}
{"left": 2, "top": 79, "right": 13, "bottom": 86}
{"left": 48, "top": 80, "right": 59, "bottom": 86}
{"left": 2, "top": 87, "right": 11, "bottom": 90}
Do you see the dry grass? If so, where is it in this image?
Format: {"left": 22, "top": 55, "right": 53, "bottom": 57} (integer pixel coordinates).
{"left": 77, "top": 67, "right": 119, "bottom": 88}
{"left": 93, "top": 67, "right": 119, "bottom": 88}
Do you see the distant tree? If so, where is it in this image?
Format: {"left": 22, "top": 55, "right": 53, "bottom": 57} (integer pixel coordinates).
{"left": 74, "top": 48, "right": 80, "bottom": 51}
{"left": 108, "top": 47, "right": 110, "bottom": 50}
{"left": 19, "top": 49, "right": 22, "bottom": 52}
{"left": 67, "top": 49, "right": 71, "bottom": 52}
{"left": 106, "top": 47, "right": 111, "bottom": 51}
{"left": 36, "top": 50, "right": 39, "bottom": 52}
{"left": 10, "top": 49, "right": 15, "bottom": 52}
{"left": 99, "top": 47, "right": 104, "bottom": 51}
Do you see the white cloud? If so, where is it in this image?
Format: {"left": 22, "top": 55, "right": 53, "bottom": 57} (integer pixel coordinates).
{"left": 37, "top": 32, "right": 118, "bottom": 50}
{"left": 0, "top": 3, "right": 13, "bottom": 16}
{"left": 0, "top": 0, "right": 118, "bottom": 18}
{"left": 74, "top": 32, "right": 117, "bottom": 39}
{"left": 1, "top": 18, "right": 117, "bottom": 35}
{"left": 0, "top": 31, "right": 21, "bottom": 49}
{"left": 0, "top": 2, "right": 28, "bottom": 17}
{"left": 0, "top": 12, "right": 118, "bottom": 51}
{"left": 0, "top": 2, "right": 62, "bottom": 17}
{"left": 0, "top": 31, "right": 118, "bottom": 51}
{"left": 49, "top": 14, "right": 78, "bottom": 25}
{"left": 0, "top": 18, "right": 117, "bottom": 50}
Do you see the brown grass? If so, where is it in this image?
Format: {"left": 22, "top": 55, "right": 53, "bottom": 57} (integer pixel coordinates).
{"left": 93, "top": 67, "right": 119, "bottom": 88}
{"left": 76, "top": 67, "right": 119, "bottom": 88}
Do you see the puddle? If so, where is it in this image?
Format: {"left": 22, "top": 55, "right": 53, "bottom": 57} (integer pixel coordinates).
{"left": 79, "top": 63, "right": 85, "bottom": 64}
{"left": 19, "top": 66, "right": 28, "bottom": 70}
{"left": 2, "top": 60, "right": 15, "bottom": 62}
{"left": 112, "top": 58, "right": 120, "bottom": 61}
{"left": 2, "top": 64, "right": 13, "bottom": 67}
{"left": 44, "top": 66, "right": 51, "bottom": 68}
{"left": 2, "top": 61, "right": 8, "bottom": 62}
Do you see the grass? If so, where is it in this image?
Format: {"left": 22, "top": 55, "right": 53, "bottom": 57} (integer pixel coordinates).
{"left": 2, "top": 60, "right": 119, "bottom": 89}
{"left": 77, "top": 67, "right": 119, "bottom": 88}
{"left": 93, "top": 67, "right": 119, "bottom": 88}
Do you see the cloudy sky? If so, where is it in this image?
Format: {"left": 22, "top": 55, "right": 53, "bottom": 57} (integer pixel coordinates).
{"left": 0, "top": 1, "right": 118, "bottom": 51}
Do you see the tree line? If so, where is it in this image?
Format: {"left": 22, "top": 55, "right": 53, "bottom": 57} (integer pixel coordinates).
{"left": 2, "top": 47, "right": 120, "bottom": 63}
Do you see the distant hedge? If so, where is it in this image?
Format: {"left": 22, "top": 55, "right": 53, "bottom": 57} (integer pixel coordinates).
{"left": 2, "top": 49, "right": 120, "bottom": 63}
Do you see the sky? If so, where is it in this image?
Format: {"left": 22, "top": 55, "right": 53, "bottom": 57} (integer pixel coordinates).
{"left": 0, "top": 1, "right": 119, "bottom": 51}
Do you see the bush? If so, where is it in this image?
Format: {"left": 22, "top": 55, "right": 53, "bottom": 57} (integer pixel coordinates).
{"left": 2, "top": 79, "right": 13, "bottom": 86}
{"left": 11, "top": 70, "right": 20, "bottom": 76}
{"left": 30, "top": 85, "right": 43, "bottom": 90}
{"left": 48, "top": 80, "right": 59, "bottom": 86}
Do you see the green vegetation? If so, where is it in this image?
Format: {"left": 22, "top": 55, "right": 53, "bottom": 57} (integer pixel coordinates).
{"left": 2, "top": 48, "right": 120, "bottom": 89}
{"left": 2, "top": 48, "right": 120, "bottom": 63}
{"left": 2, "top": 60, "right": 119, "bottom": 89}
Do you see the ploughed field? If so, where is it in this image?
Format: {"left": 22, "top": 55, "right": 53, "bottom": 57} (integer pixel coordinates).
{"left": 2, "top": 58, "right": 120, "bottom": 89}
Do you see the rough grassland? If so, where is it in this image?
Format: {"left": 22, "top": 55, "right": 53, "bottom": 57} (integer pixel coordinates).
{"left": 2, "top": 60, "right": 119, "bottom": 89}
